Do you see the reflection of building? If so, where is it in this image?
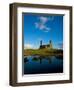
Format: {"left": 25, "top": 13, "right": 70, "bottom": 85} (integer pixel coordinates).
{"left": 39, "top": 40, "right": 53, "bottom": 49}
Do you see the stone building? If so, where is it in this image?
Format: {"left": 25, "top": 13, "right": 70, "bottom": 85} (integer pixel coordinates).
{"left": 39, "top": 40, "right": 53, "bottom": 49}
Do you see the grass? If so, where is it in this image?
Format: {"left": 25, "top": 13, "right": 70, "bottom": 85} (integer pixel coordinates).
{"left": 24, "top": 48, "right": 63, "bottom": 56}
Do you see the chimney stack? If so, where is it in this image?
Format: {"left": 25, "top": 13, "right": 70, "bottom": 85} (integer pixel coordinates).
{"left": 40, "top": 40, "right": 42, "bottom": 46}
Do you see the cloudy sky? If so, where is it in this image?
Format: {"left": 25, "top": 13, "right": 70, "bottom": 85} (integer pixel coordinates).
{"left": 23, "top": 13, "right": 63, "bottom": 49}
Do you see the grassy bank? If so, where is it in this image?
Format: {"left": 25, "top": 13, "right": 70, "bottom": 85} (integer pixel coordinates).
{"left": 24, "top": 48, "right": 63, "bottom": 56}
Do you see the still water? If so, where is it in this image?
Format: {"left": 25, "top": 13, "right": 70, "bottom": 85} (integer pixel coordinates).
{"left": 24, "top": 55, "right": 63, "bottom": 74}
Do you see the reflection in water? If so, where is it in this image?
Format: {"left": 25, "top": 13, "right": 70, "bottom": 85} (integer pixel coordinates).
{"left": 39, "top": 57, "right": 42, "bottom": 64}
{"left": 32, "top": 56, "right": 43, "bottom": 64}
{"left": 55, "top": 55, "right": 63, "bottom": 59}
{"left": 47, "top": 57, "right": 52, "bottom": 64}
{"left": 24, "top": 55, "right": 63, "bottom": 64}
{"left": 32, "top": 57, "right": 39, "bottom": 61}
{"left": 24, "top": 57, "right": 29, "bottom": 63}
{"left": 24, "top": 55, "right": 63, "bottom": 74}
{"left": 32, "top": 56, "right": 52, "bottom": 64}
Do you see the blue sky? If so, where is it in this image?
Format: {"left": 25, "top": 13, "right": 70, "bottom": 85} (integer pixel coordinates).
{"left": 23, "top": 13, "right": 63, "bottom": 49}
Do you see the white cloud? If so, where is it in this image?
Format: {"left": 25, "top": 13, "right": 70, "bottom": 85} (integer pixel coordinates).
{"left": 24, "top": 44, "right": 33, "bottom": 49}
{"left": 38, "top": 16, "right": 54, "bottom": 24}
{"left": 35, "top": 22, "right": 50, "bottom": 32}
{"left": 38, "top": 16, "right": 48, "bottom": 24}
{"left": 35, "top": 16, "right": 53, "bottom": 32}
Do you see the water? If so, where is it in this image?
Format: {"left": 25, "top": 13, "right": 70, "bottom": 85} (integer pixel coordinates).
{"left": 23, "top": 55, "right": 63, "bottom": 74}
